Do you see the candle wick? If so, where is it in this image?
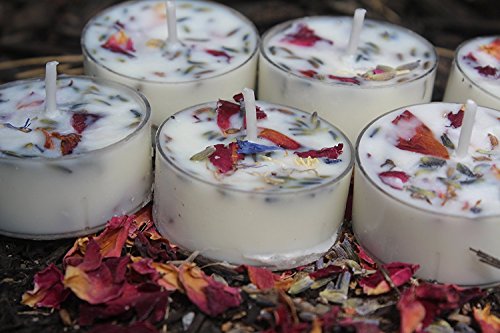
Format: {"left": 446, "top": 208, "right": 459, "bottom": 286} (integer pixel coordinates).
{"left": 243, "top": 88, "right": 257, "bottom": 142}
{"left": 44, "top": 61, "right": 59, "bottom": 117}
{"left": 165, "top": 0, "right": 182, "bottom": 51}
{"left": 346, "top": 8, "right": 366, "bottom": 57}
{"left": 455, "top": 99, "right": 478, "bottom": 159}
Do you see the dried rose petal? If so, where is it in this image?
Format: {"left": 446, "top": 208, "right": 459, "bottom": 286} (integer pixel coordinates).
{"left": 38, "top": 128, "right": 55, "bottom": 150}
{"left": 87, "top": 322, "right": 159, "bottom": 333}
{"left": 94, "top": 215, "right": 133, "bottom": 258}
{"left": 216, "top": 99, "right": 240, "bottom": 133}
{"left": 378, "top": 170, "right": 411, "bottom": 190}
{"left": 21, "top": 264, "right": 69, "bottom": 309}
{"left": 281, "top": 23, "right": 333, "bottom": 47}
{"left": 328, "top": 75, "right": 361, "bottom": 85}
{"left": 208, "top": 142, "right": 243, "bottom": 174}
{"left": 355, "top": 244, "right": 377, "bottom": 270}
{"left": 133, "top": 232, "right": 177, "bottom": 262}
{"left": 205, "top": 49, "right": 233, "bottom": 62}
{"left": 130, "top": 257, "right": 181, "bottom": 292}
{"left": 71, "top": 113, "right": 102, "bottom": 134}
{"left": 16, "top": 92, "right": 44, "bottom": 109}
{"left": 51, "top": 132, "right": 82, "bottom": 156}
{"left": 473, "top": 305, "right": 500, "bottom": 333}
{"left": 392, "top": 110, "right": 450, "bottom": 159}
{"left": 480, "top": 38, "right": 500, "bottom": 60}
{"left": 259, "top": 128, "right": 301, "bottom": 150}
{"left": 299, "top": 69, "right": 318, "bottom": 78}
{"left": 398, "top": 287, "right": 426, "bottom": 333}
{"left": 245, "top": 266, "right": 277, "bottom": 290}
{"left": 447, "top": 109, "right": 464, "bottom": 128}
{"left": 463, "top": 52, "right": 477, "bottom": 62}
{"left": 102, "top": 29, "right": 136, "bottom": 57}
{"left": 475, "top": 65, "right": 498, "bottom": 77}
{"left": 359, "top": 262, "right": 419, "bottom": 296}
{"left": 179, "top": 263, "right": 241, "bottom": 317}
{"left": 309, "top": 265, "right": 344, "bottom": 280}
{"left": 295, "top": 144, "right": 343, "bottom": 159}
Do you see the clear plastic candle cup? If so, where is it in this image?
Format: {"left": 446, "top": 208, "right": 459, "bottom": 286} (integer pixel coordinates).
{"left": 0, "top": 76, "right": 152, "bottom": 239}
{"left": 154, "top": 96, "right": 353, "bottom": 269}
{"left": 444, "top": 36, "right": 500, "bottom": 110}
{"left": 259, "top": 16, "right": 437, "bottom": 142}
{"left": 353, "top": 102, "right": 500, "bottom": 286}
{"left": 82, "top": 0, "right": 259, "bottom": 126}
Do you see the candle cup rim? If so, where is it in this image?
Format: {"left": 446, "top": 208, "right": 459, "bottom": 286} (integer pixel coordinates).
{"left": 355, "top": 101, "right": 500, "bottom": 219}
{"left": 81, "top": 0, "right": 260, "bottom": 84}
{"left": 155, "top": 101, "right": 354, "bottom": 196}
{"left": 454, "top": 35, "right": 500, "bottom": 102}
{"left": 259, "top": 15, "right": 438, "bottom": 89}
{"left": 0, "top": 75, "right": 151, "bottom": 162}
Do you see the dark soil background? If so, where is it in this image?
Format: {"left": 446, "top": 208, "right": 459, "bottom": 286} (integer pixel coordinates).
{"left": 0, "top": 1, "right": 499, "bottom": 332}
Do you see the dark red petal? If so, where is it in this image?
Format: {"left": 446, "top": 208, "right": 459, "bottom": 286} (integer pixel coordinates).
{"left": 299, "top": 69, "right": 318, "bottom": 78}
{"left": 295, "top": 144, "right": 343, "bottom": 159}
{"left": 22, "top": 264, "right": 69, "bottom": 309}
{"left": 101, "top": 30, "right": 136, "bottom": 57}
{"left": 463, "top": 52, "right": 477, "bottom": 62}
{"left": 208, "top": 143, "right": 243, "bottom": 174}
{"left": 447, "top": 109, "right": 464, "bottom": 128}
{"left": 309, "top": 265, "right": 344, "bottom": 280}
{"left": 378, "top": 170, "right": 411, "bottom": 190}
{"left": 281, "top": 23, "right": 333, "bottom": 47}
{"left": 259, "top": 128, "right": 301, "bottom": 150}
{"left": 71, "top": 113, "right": 102, "bottom": 134}
{"left": 359, "top": 262, "right": 419, "bottom": 295}
{"left": 475, "top": 65, "right": 498, "bottom": 77}
{"left": 328, "top": 75, "right": 361, "bottom": 85}
{"left": 206, "top": 49, "right": 232, "bottom": 62}
{"left": 51, "top": 132, "right": 82, "bottom": 156}
{"left": 246, "top": 265, "right": 277, "bottom": 290}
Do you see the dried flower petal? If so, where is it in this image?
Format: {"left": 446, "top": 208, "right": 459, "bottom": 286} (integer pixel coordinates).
{"left": 327, "top": 75, "right": 361, "bottom": 85}
{"left": 71, "top": 113, "right": 102, "bottom": 134}
{"left": 378, "top": 170, "right": 411, "bottom": 190}
{"left": 392, "top": 110, "right": 450, "bottom": 159}
{"left": 16, "top": 92, "right": 44, "bottom": 109}
{"left": 295, "top": 144, "right": 343, "bottom": 159}
{"left": 259, "top": 128, "right": 301, "bottom": 150}
{"left": 281, "top": 23, "right": 333, "bottom": 47}
{"left": 216, "top": 99, "right": 240, "bottom": 134}
{"left": 398, "top": 287, "right": 426, "bottom": 333}
{"left": 475, "top": 65, "right": 498, "bottom": 77}
{"left": 51, "top": 132, "right": 82, "bottom": 156}
{"left": 447, "top": 109, "right": 464, "bottom": 128}
{"left": 359, "top": 262, "right": 419, "bottom": 295}
{"left": 21, "top": 264, "right": 69, "bottom": 309}
{"left": 205, "top": 49, "right": 232, "bottom": 62}
{"left": 309, "top": 265, "right": 344, "bottom": 280}
{"left": 245, "top": 266, "right": 277, "bottom": 290}
{"left": 473, "top": 304, "right": 500, "bottom": 333}
{"left": 480, "top": 38, "right": 500, "bottom": 60}
{"left": 208, "top": 142, "right": 243, "bottom": 174}
{"left": 102, "top": 29, "right": 136, "bottom": 57}
{"left": 179, "top": 263, "right": 241, "bottom": 317}
{"left": 237, "top": 140, "right": 281, "bottom": 155}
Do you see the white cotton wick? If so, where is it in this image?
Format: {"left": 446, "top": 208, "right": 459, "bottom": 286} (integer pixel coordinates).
{"left": 456, "top": 99, "right": 478, "bottom": 159}
{"left": 243, "top": 88, "right": 257, "bottom": 142}
{"left": 346, "top": 8, "right": 366, "bottom": 57}
{"left": 44, "top": 61, "right": 59, "bottom": 117}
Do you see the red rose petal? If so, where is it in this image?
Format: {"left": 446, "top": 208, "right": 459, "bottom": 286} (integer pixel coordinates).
{"left": 245, "top": 265, "right": 277, "bottom": 290}
{"left": 392, "top": 110, "right": 450, "bottom": 159}
{"left": 206, "top": 49, "right": 232, "bottom": 62}
{"left": 71, "top": 113, "right": 102, "bottom": 134}
{"left": 309, "top": 265, "right": 344, "bottom": 280}
{"left": 378, "top": 170, "right": 411, "bottom": 190}
{"left": 21, "top": 264, "right": 69, "bottom": 309}
{"left": 295, "top": 144, "right": 343, "bottom": 159}
{"left": 51, "top": 132, "right": 82, "bottom": 156}
{"left": 281, "top": 23, "right": 333, "bottom": 47}
{"left": 359, "top": 262, "right": 419, "bottom": 296}
{"left": 102, "top": 29, "right": 136, "bottom": 57}
{"left": 475, "top": 65, "right": 498, "bottom": 77}
{"left": 473, "top": 305, "right": 500, "bottom": 333}
{"left": 327, "top": 75, "right": 361, "bottom": 85}
{"left": 208, "top": 142, "right": 243, "bottom": 174}
{"left": 216, "top": 99, "right": 240, "bottom": 134}
{"left": 299, "top": 69, "right": 318, "bottom": 78}
{"left": 447, "top": 109, "right": 464, "bottom": 128}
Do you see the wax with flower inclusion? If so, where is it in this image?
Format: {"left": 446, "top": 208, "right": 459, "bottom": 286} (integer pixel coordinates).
{"left": 0, "top": 76, "right": 151, "bottom": 239}
{"left": 82, "top": 0, "right": 259, "bottom": 125}
{"left": 444, "top": 36, "right": 500, "bottom": 110}
{"left": 259, "top": 16, "right": 437, "bottom": 142}
{"left": 154, "top": 99, "right": 353, "bottom": 269}
{"left": 353, "top": 102, "right": 500, "bottom": 285}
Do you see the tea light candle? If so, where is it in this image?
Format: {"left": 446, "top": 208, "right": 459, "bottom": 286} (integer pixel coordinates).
{"left": 444, "top": 36, "right": 500, "bottom": 110}
{"left": 353, "top": 102, "right": 500, "bottom": 285}
{"left": 258, "top": 14, "right": 437, "bottom": 142}
{"left": 154, "top": 93, "right": 353, "bottom": 269}
{"left": 82, "top": 0, "right": 259, "bottom": 126}
{"left": 0, "top": 69, "right": 152, "bottom": 239}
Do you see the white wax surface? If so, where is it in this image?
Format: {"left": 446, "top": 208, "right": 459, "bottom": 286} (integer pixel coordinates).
{"left": 83, "top": 0, "right": 258, "bottom": 82}
{"left": 262, "top": 17, "right": 436, "bottom": 87}
{"left": 358, "top": 103, "right": 500, "bottom": 217}
{"left": 158, "top": 101, "right": 351, "bottom": 192}
{"left": 0, "top": 77, "right": 145, "bottom": 158}
{"left": 456, "top": 36, "right": 500, "bottom": 97}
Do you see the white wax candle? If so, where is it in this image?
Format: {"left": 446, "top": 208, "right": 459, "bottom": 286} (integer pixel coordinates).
{"left": 44, "top": 61, "right": 58, "bottom": 117}
{"left": 154, "top": 97, "right": 353, "bottom": 269}
{"left": 346, "top": 9, "right": 366, "bottom": 57}
{"left": 242, "top": 87, "right": 257, "bottom": 141}
{"left": 353, "top": 102, "right": 500, "bottom": 285}
{"left": 456, "top": 100, "right": 477, "bottom": 159}
{"left": 0, "top": 76, "right": 152, "bottom": 239}
{"left": 444, "top": 36, "right": 500, "bottom": 110}
{"left": 82, "top": 0, "right": 259, "bottom": 125}
{"left": 259, "top": 16, "right": 437, "bottom": 142}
